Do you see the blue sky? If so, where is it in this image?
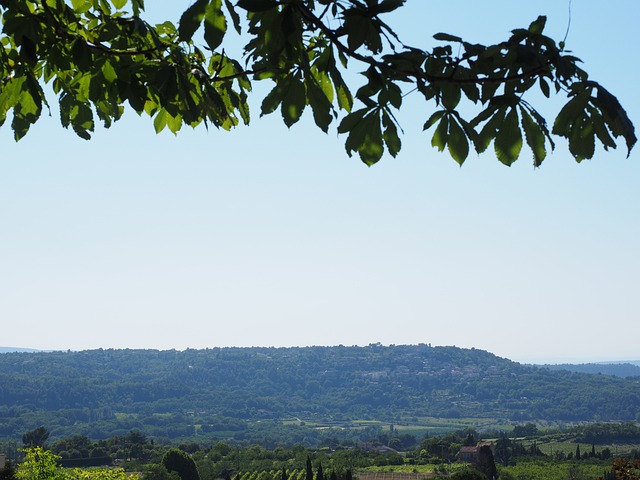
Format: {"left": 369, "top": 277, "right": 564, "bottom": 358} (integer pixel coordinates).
{"left": 1, "top": 1, "right": 638, "bottom": 363}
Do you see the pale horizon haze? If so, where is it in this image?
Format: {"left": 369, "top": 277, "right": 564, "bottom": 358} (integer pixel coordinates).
{"left": 1, "top": 1, "right": 638, "bottom": 365}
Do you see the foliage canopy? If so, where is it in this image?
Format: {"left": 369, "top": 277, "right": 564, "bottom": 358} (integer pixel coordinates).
{"left": 0, "top": 0, "right": 636, "bottom": 166}
{"left": 16, "top": 448, "right": 134, "bottom": 480}
{"left": 162, "top": 449, "right": 200, "bottom": 480}
{"left": 1, "top": 346, "right": 640, "bottom": 445}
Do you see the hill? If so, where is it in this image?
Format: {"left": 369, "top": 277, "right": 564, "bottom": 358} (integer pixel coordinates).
{"left": 0, "top": 345, "right": 638, "bottom": 444}
{"left": 0, "top": 346, "right": 42, "bottom": 353}
{"left": 540, "top": 362, "right": 640, "bottom": 378}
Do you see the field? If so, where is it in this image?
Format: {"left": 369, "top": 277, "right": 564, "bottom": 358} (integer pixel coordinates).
{"left": 500, "top": 461, "right": 609, "bottom": 480}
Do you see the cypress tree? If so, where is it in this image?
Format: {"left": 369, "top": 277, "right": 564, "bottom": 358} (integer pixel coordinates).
{"left": 306, "top": 457, "right": 313, "bottom": 480}
{"left": 477, "top": 445, "right": 497, "bottom": 480}
{"left": 162, "top": 448, "right": 200, "bottom": 480}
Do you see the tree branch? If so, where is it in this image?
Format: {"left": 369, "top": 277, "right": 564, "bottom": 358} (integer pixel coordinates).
{"left": 294, "top": 1, "right": 551, "bottom": 88}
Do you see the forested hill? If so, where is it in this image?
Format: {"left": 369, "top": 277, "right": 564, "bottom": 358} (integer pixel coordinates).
{"left": 541, "top": 362, "right": 640, "bottom": 378}
{"left": 0, "top": 345, "right": 639, "bottom": 443}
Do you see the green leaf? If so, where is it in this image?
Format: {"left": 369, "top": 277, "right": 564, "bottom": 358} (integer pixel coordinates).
{"left": 178, "top": 0, "right": 208, "bottom": 42}
{"left": 382, "top": 110, "right": 401, "bottom": 157}
{"left": 589, "top": 106, "right": 616, "bottom": 151}
{"left": 12, "top": 88, "right": 39, "bottom": 141}
{"left": 528, "top": 16, "right": 547, "bottom": 35}
{"left": 385, "top": 82, "right": 402, "bottom": 109}
{"left": 344, "top": 13, "right": 371, "bottom": 52}
{"left": 101, "top": 60, "right": 117, "bottom": 83}
{"left": 236, "top": 0, "right": 278, "bottom": 12}
{"left": 70, "top": 102, "right": 95, "bottom": 140}
{"left": 377, "top": 0, "right": 405, "bottom": 14}
{"left": 494, "top": 108, "right": 522, "bottom": 166}
{"left": 338, "top": 108, "right": 367, "bottom": 134}
{"left": 539, "top": 77, "right": 550, "bottom": 98}
{"left": 553, "top": 91, "right": 590, "bottom": 137}
{"left": 431, "top": 115, "right": 449, "bottom": 152}
{"left": 343, "top": 112, "right": 369, "bottom": 154}
{"left": 423, "top": 110, "right": 446, "bottom": 131}
{"left": 305, "top": 77, "right": 333, "bottom": 133}
{"left": 166, "top": 112, "right": 183, "bottom": 134}
{"left": 204, "top": 0, "right": 227, "bottom": 51}
{"left": 341, "top": 108, "right": 387, "bottom": 165}
{"left": 223, "top": 0, "right": 241, "bottom": 34}
{"left": 329, "top": 67, "right": 353, "bottom": 112}
{"left": 111, "top": 0, "right": 128, "bottom": 9}
{"left": 281, "top": 77, "right": 306, "bottom": 127}
{"left": 73, "top": 73, "right": 91, "bottom": 102}
{"left": 71, "top": 0, "right": 92, "bottom": 13}
{"left": 520, "top": 107, "right": 546, "bottom": 167}
{"left": 71, "top": 38, "right": 92, "bottom": 71}
{"left": 153, "top": 108, "right": 168, "bottom": 133}
{"left": 440, "top": 84, "right": 461, "bottom": 110}
{"left": 131, "top": 0, "right": 144, "bottom": 16}
{"left": 357, "top": 112, "right": 384, "bottom": 166}
{"left": 156, "top": 65, "right": 179, "bottom": 104}
{"left": 447, "top": 117, "right": 469, "bottom": 165}
{"left": 474, "top": 108, "right": 505, "bottom": 153}
{"left": 315, "top": 70, "right": 334, "bottom": 104}
{"left": 261, "top": 78, "right": 290, "bottom": 116}
{"left": 433, "top": 32, "right": 462, "bottom": 43}
{"left": 481, "top": 81, "right": 500, "bottom": 104}
{"left": 568, "top": 115, "right": 595, "bottom": 162}
{"left": 595, "top": 85, "right": 637, "bottom": 156}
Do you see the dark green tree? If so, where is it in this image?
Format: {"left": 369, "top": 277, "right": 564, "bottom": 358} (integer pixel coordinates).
{"left": 162, "top": 449, "right": 200, "bottom": 480}
{"left": 0, "top": 460, "right": 16, "bottom": 480}
{"left": 0, "top": 0, "right": 635, "bottom": 166}
{"left": 477, "top": 446, "right": 497, "bottom": 480}
{"left": 142, "top": 464, "right": 181, "bottom": 480}
{"left": 495, "top": 434, "right": 512, "bottom": 466}
{"left": 281, "top": 467, "right": 288, "bottom": 480}
{"left": 464, "top": 432, "right": 476, "bottom": 447}
{"left": 306, "top": 457, "right": 313, "bottom": 480}
{"left": 576, "top": 444, "right": 581, "bottom": 460}
{"left": 512, "top": 423, "right": 539, "bottom": 438}
{"left": 316, "top": 463, "right": 324, "bottom": 480}
{"left": 21, "top": 428, "right": 50, "bottom": 449}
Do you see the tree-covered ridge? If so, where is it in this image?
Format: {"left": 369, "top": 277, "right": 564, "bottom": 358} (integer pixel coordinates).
{"left": 541, "top": 363, "right": 640, "bottom": 378}
{"left": 0, "top": 345, "right": 639, "bottom": 442}
{"left": 0, "top": 0, "right": 635, "bottom": 165}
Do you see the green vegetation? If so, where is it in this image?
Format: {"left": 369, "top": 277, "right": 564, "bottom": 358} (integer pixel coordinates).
{"left": 0, "top": 1, "right": 636, "bottom": 165}
{"left": 0, "top": 346, "right": 639, "bottom": 444}
{"left": 3, "top": 428, "right": 640, "bottom": 480}
{"left": 163, "top": 449, "right": 201, "bottom": 480}
{"left": 14, "top": 449, "right": 130, "bottom": 480}
{"left": 500, "top": 461, "right": 607, "bottom": 480}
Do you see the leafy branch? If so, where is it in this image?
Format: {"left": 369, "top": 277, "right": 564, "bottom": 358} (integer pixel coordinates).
{"left": 0, "top": 0, "right": 635, "bottom": 167}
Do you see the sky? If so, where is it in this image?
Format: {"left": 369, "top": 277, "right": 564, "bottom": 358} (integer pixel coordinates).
{"left": 0, "top": 1, "right": 638, "bottom": 364}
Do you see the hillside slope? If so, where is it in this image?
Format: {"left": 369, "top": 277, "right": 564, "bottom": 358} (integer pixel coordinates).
{"left": 0, "top": 345, "right": 638, "bottom": 441}
{"left": 541, "top": 362, "right": 640, "bottom": 378}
